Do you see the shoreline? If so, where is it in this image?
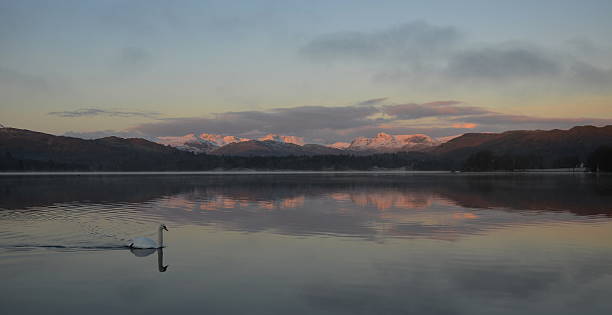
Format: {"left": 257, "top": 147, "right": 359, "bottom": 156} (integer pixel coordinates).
{"left": 0, "top": 169, "right": 599, "bottom": 176}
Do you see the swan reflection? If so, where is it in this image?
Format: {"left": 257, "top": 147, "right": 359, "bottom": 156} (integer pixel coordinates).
{"left": 129, "top": 248, "right": 169, "bottom": 272}
{"left": 130, "top": 248, "right": 156, "bottom": 257}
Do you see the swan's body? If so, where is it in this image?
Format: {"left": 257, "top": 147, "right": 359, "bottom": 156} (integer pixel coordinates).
{"left": 128, "top": 224, "right": 167, "bottom": 249}
{"left": 129, "top": 237, "right": 158, "bottom": 249}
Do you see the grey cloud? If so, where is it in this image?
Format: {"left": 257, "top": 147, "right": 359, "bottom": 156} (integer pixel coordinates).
{"left": 444, "top": 46, "right": 612, "bottom": 87}
{"left": 302, "top": 22, "right": 612, "bottom": 89}
{"left": 300, "top": 21, "right": 461, "bottom": 62}
{"left": 383, "top": 101, "right": 492, "bottom": 119}
{"left": 48, "top": 108, "right": 161, "bottom": 119}
{"left": 63, "top": 100, "right": 610, "bottom": 144}
{"left": 131, "top": 105, "right": 382, "bottom": 140}
{"left": 421, "top": 101, "right": 462, "bottom": 106}
{"left": 567, "top": 61, "right": 612, "bottom": 88}
{"left": 356, "top": 97, "right": 388, "bottom": 106}
{"left": 129, "top": 101, "right": 612, "bottom": 143}
{"left": 300, "top": 21, "right": 566, "bottom": 82}
{"left": 565, "top": 37, "right": 612, "bottom": 62}
{"left": 447, "top": 47, "right": 562, "bottom": 80}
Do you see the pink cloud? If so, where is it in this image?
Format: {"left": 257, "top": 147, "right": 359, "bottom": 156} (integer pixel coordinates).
{"left": 452, "top": 123, "right": 478, "bottom": 129}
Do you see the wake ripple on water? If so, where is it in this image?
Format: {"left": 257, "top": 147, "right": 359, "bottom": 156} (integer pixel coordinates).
{"left": 0, "top": 201, "right": 170, "bottom": 251}
{"left": 0, "top": 244, "right": 129, "bottom": 252}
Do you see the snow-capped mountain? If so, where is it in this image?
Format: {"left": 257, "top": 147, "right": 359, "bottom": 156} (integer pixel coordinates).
{"left": 257, "top": 134, "right": 305, "bottom": 145}
{"left": 156, "top": 133, "right": 218, "bottom": 153}
{"left": 155, "top": 131, "right": 461, "bottom": 155}
{"left": 347, "top": 133, "right": 441, "bottom": 152}
{"left": 198, "top": 134, "right": 250, "bottom": 146}
{"left": 156, "top": 133, "right": 303, "bottom": 153}
{"left": 327, "top": 142, "right": 351, "bottom": 149}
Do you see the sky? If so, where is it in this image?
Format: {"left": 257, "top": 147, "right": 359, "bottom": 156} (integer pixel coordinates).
{"left": 1, "top": 0, "right": 612, "bottom": 144}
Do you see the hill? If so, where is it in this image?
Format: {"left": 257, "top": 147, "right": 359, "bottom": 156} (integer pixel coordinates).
{"left": 431, "top": 125, "right": 612, "bottom": 169}
{"left": 1, "top": 125, "right": 612, "bottom": 171}
{"left": 0, "top": 127, "right": 194, "bottom": 171}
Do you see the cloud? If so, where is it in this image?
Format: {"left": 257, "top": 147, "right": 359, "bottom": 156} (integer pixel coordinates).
{"left": 451, "top": 113, "right": 612, "bottom": 131}
{"left": 446, "top": 46, "right": 562, "bottom": 80}
{"left": 566, "top": 61, "right": 612, "bottom": 88}
{"left": 131, "top": 104, "right": 382, "bottom": 142}
{"left": 421, "top": 101, "right": 463, "bottom": 106}
{"left": 382, "top": 101, "right": 492, "bottom": 119}
{"left": 356, "top": 97, "right": 388, "bottom": 106}
{"left": 300, "top": 21, "right": 461, "bottom": 62}
{"left": 301, "top": 21, "right": 612, "bottom": 90}
{"left": 123, "top": 100, "right": 612, "bottom": 144}
{"left": 452, "top": 123, "right": 478, "bottom": 129}
{"left": 48, "top": 108, "right": 161, "bottom": 119}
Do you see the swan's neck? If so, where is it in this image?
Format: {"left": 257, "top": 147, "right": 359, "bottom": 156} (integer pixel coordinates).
{"left": 158, "top": 228, "right": 164, "bottom": 248}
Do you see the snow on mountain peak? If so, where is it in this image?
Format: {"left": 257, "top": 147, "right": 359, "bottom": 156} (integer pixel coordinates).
{"left": 155, "top": 134, "right": 219, "bottom": 154}
{"left": 155, "top": 131, "right": 462, "bottom": 154}
{"left": 156, "top": 133, "right": 201, "bottom": 147}
{"left": 327, "top": 142, "right": 351, "bottom": 149}
{"left": 348, "top": 133, "right": 440, "bottom": 151}
{"left": 258, "top": 134, "right": 305, "bottom": 145}
{"left": 155, "top": 132, "right": 305, "bottom": 153}
{"left": 199, "top": 133, "right": 249, "bottom": 146}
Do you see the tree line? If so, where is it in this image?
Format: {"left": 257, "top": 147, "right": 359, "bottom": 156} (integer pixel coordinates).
{"left": 1, "top": 146, "right": 611, "bottom": 172}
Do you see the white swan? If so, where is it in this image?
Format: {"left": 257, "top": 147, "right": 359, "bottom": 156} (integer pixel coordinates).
{"left": 128, "top": 224, "right": 168, "bottom": 249}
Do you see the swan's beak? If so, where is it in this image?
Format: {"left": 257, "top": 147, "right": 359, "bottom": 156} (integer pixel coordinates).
{"left": 163, "top": 226, "right": 168, "bottom": 231}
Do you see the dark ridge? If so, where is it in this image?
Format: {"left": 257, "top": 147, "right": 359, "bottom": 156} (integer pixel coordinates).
{"left": 1, "top": 125, "right": 612, "bottom": 171}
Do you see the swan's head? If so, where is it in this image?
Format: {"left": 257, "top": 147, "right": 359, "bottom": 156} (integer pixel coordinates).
{"left": 160, "top": 224, "right": 168, "bottom": 231}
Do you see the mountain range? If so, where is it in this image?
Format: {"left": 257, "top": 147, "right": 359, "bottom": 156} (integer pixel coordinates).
{"left": 155, "top": 133, "right": 306, "bottom": 154}
{"left": 154, "top": 132, "right": 454, "bottom": 156}
{"left": 1, "top": 125, "right": 611, "bottom": 171}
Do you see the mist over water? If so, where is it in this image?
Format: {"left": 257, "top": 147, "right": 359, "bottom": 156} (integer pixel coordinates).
{"left": 1, "top": 173, "right": 612, "bottom": 314}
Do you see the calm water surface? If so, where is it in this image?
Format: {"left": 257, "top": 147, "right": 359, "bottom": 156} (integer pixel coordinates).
{"left": 1, "top": 173, "right": 612, "bottom": 314}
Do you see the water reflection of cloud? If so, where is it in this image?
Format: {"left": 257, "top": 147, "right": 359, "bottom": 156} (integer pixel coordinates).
{"left": 164, "top": 194, "right": 307, "bottom": 211}
{"left": 349, "top": 191, "right": 433, "bottom": 210}
{"left": 145, "top": 186, "right": 605, "bottom": 242}
{"left": 453, "top": 212, "right": 479, "bottom": 219}
{"left": 281, "top": 196, "right": 305, "bottom": 209}
{"left": 2, "top": 174, "right": 611, "bottom": 242}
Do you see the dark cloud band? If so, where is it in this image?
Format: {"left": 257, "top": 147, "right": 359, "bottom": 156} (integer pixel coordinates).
{"left": 118, "top": 100, "right": 612, "bottom": 143}
{"left": 48, "top": 108, "right": 161, "bottom": 119}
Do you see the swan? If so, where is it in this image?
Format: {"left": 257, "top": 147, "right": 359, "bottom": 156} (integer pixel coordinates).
{"left": 128, "top": 224, "right": 168, "bottom": 249}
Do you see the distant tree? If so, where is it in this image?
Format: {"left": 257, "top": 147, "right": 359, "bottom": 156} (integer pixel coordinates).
{"left": 463, "top": 150, "right": 496, "bottom": 171}
{"left": 587, "top": 146, "right": 612, "bottom": 172}
{"left": 554, "top": 155, "right": 581, "bottom": 169}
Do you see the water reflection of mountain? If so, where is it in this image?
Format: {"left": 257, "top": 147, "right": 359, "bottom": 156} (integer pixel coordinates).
{"left": 2, "top": 174, "right": 611, "bottom": 241}
{"left": 2, "top": 174, "right": 611, "bottom": 215}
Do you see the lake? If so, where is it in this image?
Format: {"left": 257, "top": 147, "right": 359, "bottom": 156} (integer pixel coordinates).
{"left": 1, "top": 173, "right": 612, "bottom": 314}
